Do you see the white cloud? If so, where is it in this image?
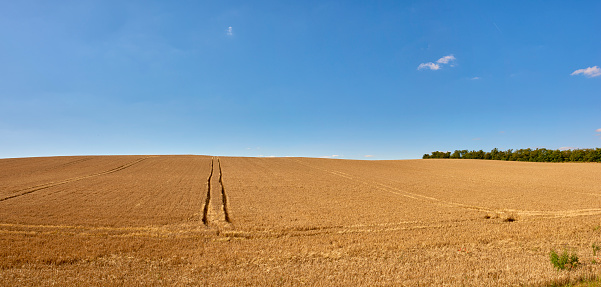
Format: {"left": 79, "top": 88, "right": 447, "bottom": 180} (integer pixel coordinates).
{"left": 320, "top": 155, "right": 340, "bottom": 159}
{"left": 436, "top": 55, "right": 456, "bottom": 64}
{"left": 364, "top": 155, "right": 374, "bottom": 158}
{"left": 470, "top": 76, "right": 480, "bottom": 80}
{"left": 596, "top": 128, "right": 601, "bottom": 132}
{"left": 559, "top": 147, "right": 576, "bottom": 151}
{"left": 417, "top": 62, "right": 440, "bottom": 70}
{"left": 571, "top": 66, "right": 600, "bottom": 78}
{"left": 418, "top": 54, "right": 455, "bottom": 71}
{"left": 226, "top": 26, "right": 233, "bottom": 36}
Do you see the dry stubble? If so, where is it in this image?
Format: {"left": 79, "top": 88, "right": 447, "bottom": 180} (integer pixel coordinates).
{"left": 1, "top": 156, "right": 600, "bottom": 286}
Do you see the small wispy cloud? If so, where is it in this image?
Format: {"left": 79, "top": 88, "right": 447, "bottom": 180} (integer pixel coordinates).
{"left": 364, "top": 155, "right": 374, "bottom": 158}
{"left": 596, "top": 128, "right": 601, "bottom": 132}
{"left": 417, "top": 62, "right": 440, "bottom": 70}
{"left": 470, "top": 76, "right": 480, "bottom": 80}
{"left": 226, "top": 26, "right": 233, "bottom": 36}
{"left": 320, "top": 155, "right": 340, "bottom": 159}
{"left": 418, "top": 54, "right": 455, "bottom": 71}
{"left": 571, "top": 66, "right": 600, "bottom": 78}
{"left": 436, "top": 55, "right": 456, "bottom": 64}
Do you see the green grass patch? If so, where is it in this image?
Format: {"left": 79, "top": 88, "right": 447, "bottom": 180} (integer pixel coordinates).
{"left": 550, "top": 249, "right": 579, "bottom": 270}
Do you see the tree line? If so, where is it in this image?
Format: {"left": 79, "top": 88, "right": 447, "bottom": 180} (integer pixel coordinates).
{"left": 422, "top": 148, "right": 601, "bottom": 162}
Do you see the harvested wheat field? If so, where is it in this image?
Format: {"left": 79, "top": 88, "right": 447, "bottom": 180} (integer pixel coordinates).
{"left": 1, "top": 155, "right": 601, "bottom": 286}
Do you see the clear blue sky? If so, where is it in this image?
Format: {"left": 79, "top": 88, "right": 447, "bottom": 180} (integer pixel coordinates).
{"left": 1, "top": 1, "right": 600, "bottom": 160}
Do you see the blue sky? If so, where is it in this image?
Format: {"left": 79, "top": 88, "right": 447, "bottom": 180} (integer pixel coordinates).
{"left": 1, "top": 1, "right": 600, "bottom": 160}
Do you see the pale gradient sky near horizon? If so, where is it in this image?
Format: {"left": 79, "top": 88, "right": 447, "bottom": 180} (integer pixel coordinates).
{"left": 1, "top": 0, "right": 600, "bottom": 160}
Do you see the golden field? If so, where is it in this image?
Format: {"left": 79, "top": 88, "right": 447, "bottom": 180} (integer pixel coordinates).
{"left": 1, "top": 155, "right": 600, "bottom": 286}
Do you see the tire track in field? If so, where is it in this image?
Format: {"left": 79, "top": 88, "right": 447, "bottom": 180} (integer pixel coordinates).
{"left": 291, "top": 159, "right": 601, "bottom": 219}
{"left": 364, "top": 171, "right": 601, "bottom": 218}
{"left": 291, "top": 159, "right": 493, "bottom": 212}
{"left": 0, "top": 221, "right": 448, "bottom": 239}
{"left": 0, "top": 157, "right": 151, "bottom": 202}
{"left": 217, "top": 158, "right": 231, "bottom": 223}
{"left": 202, "top": 158, "right": 214, "bottom": 225}
{"left": 202, "top": 157, "right": 232, "bottom": 227}
{"left": 0, "top": 222, "right": 214, "bottom": 238}
{"left": 49, "top": 157, "right": 93, "bottom": 169}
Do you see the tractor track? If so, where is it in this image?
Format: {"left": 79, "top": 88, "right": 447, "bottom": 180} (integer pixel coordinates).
{"left": 0, "top": 220, "right": 451, "bottom": 239}
{"left": 0, "top": 216, "right": 511, "bottom": 240}
{"left": 202, "top": 157, "right": 232, "bottom": 227}
{"left": 0, "top": 157, "right": 150, "bottom": 202}
{"left": 49, "top": 157, "right": 93, "bottom": 169}
{"left": 291, "top": 159, "right": 601, "bottom": 219}
{"left": 218, "top": 158, "right": 231, "bottom": 223}
{"left": 201, "top": 158, "right": 214, "bottom": 225}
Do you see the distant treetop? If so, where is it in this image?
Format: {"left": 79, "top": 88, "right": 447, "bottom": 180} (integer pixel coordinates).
{"left": 423, "top": 148, "right": 601, "bottom": 163}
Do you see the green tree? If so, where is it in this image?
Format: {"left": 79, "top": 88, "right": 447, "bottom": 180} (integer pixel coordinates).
{"left": 450, "top": 150, "right": 461, "bottom": 159}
